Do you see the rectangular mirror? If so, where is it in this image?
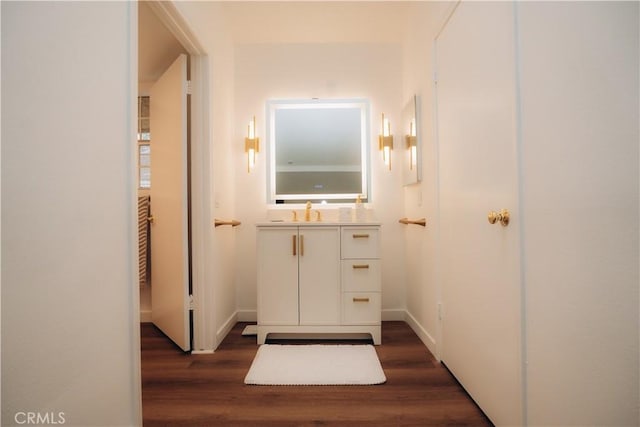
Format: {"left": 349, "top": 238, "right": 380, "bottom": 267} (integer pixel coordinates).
{"left": 267, "top": 99, "right": 370, "bottom": 204}
{"left": 402, "top": 95, "right": 422, "bottom": 185}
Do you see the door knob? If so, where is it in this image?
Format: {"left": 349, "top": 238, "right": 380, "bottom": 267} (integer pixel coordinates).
{"left": 487, "top": 209, "right": 510, "bottom": 227}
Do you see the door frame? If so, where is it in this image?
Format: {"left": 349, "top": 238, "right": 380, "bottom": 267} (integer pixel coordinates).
{"left": 136, "top": 1, "right": 214, "bottom": 352}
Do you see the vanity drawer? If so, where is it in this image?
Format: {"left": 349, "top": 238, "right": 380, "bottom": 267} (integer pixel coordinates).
{"left": 342, "top": 293, "right": 381, "bottom": 325}
{"left": 341, "top": 227, "right": 380, "bottom": 259}
{"left": 342, "top": 260, "right": 381, "bottom": 292}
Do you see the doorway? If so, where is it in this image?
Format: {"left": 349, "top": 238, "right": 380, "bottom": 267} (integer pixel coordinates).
{"left": 137, "top": 1, "right": 209, "bottom": 352}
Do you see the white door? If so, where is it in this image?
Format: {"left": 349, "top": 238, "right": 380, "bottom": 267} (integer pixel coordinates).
{"left": 149, "top": 54, "right": 191, "bottom": 351}
{"left": 436, "top": 3, "right": 522, "bottom": 425}
{"left": 298, "top": 227, "right": 340, "bottom": 325}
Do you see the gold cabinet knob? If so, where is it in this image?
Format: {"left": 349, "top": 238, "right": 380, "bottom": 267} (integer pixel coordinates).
{"left": 488, "top": 209, "right": 510, "bottom": 227}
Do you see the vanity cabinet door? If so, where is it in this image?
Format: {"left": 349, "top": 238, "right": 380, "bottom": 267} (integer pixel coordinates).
{"left": 298, "top": 227, "right": 340, "bottom": 325}
{"left": 257, "top": 227, "right": 299, "bottom": 325}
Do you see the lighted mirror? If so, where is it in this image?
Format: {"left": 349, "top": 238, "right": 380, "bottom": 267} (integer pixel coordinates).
{"left": 402, "top": 95, "right": 422, "bottom": 185}
{"left": 267, "top": 99, "right": 370, "bottom": 204}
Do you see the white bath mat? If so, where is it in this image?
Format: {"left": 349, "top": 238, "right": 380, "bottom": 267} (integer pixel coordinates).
{"left": 244, "top": 344, "right": 386, "bottom": 385}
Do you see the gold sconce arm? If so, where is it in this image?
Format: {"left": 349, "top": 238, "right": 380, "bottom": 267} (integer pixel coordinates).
{"left": 399, "top": 217, "right": 427, "bottom": 227}
{"left": 214, "top": 219, "right": 241, "bottom": 227}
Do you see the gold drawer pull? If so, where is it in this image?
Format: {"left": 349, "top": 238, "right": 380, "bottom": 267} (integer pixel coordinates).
{"left": 352, "top": 234, "right": 370, "bottom": 239}
{"left": 352, "top": 264, "right": 370, "bottom": 269}
{"left": 353, "top": 297, "right": 370, "bottom": 303}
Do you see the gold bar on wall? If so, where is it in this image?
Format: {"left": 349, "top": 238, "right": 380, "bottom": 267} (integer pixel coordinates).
{"left": 214, "top": 219, "right": 241, "bottom": 227}
{"left": 398, "top": 218, "right": 427, "bottom": 227}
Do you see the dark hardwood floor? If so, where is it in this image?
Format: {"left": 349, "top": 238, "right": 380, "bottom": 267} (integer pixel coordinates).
{"left": 141, "top": 321, "right": 492, "bottom": 426}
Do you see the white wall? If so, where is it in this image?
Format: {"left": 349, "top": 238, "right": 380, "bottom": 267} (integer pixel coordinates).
{"left": 1, "top": 2, "right": 141, "bottom": 426}
{"left": 401, "top": 1, "right": 456, "bottom": 356}
{"left": 517, "top": 2, "right": 639, "bottom": 425}
{"left": 233, "top": 42, "right": 407, "bottom": 319}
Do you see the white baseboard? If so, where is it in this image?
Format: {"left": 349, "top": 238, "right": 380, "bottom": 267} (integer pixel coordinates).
{"left": 207, "top": 308, "right": 438, "bottom": 359}
{"left": 381, "top": 308, "right": 406, "bottom": 321}
{"left": 404, "top": 310, "right": 438, "bottom": 359}
{"left": 216, "top": 311, "right": 238, "bottom": 348}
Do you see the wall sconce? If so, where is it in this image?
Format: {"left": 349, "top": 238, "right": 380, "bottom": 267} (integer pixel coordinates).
{"left": 378, "top": 113, "right": 393, "bottom": 170}
{"left": 406, "top": 118, "right": 417, "bottom": 170}
{"left": 245, "top": 116, "right": 259, "bottom": 172}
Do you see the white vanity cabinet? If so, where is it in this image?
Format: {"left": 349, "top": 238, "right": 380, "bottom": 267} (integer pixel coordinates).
{"left": 256, "top": 223, "right": 381, "bottom": 344}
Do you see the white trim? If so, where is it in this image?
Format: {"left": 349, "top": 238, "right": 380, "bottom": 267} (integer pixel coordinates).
{"left": 147, "top": 2, "right": 205, "bottom": 55}
{"left": 189, "top": 55, "right": 214, "bottom": 351}
{"left": 381, "top": 308, "right": 406, "bottom": 321}
{"left": 144, "top": 0, "right": 213, "bottom": 352}
{"left": 404, "top": 310, "right": 439, "bottom": 360}
{"left": 128, "top": 2, "right": 143, "bottom": 425}
{"left": 216, "top": 311, "right": 239, "bottom": 348}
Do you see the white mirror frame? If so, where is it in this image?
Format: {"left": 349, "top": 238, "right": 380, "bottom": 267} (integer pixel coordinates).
{"left": 266, "top": 98, "right": 370, "bottom": 204}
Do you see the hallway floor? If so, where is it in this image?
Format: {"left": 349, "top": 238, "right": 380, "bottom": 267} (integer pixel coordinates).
{"left": 141, "top": 321, "right": 492, "bottom": 426}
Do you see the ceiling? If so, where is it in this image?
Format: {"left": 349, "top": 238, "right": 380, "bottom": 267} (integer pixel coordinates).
{"left": 221, "top": 1, "right": 411, "bottom": 44}
{"left": 138, "top": 2, "right": 411, "bottom": 85}
{"left": 138, "top": 2, "right": 186, "bottom": 85}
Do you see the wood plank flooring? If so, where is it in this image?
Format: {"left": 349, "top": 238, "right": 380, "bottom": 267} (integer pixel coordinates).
{"left": 141, "top": 321, "right": 492, "bottom": 426}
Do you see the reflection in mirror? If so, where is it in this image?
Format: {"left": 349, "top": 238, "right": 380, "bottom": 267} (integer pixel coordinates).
{"left": 402, "top": 95, "right": 421, "bottom": 185}
{"left": 267, "top": 99, "right": 370, "bottom": 204}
